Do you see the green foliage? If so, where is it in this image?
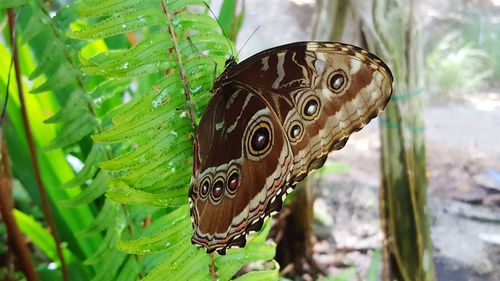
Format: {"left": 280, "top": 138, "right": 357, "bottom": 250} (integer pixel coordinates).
{"left": 1, "top": 0, "right": 277, "bottom": 280}
{"left": 315, "top": 160, "right": 351, "bottom": 178}
{"left": 367, "top": 249, "right": 381, "bottom": 281}
{"left": 322, "top": 268, "right": 357, "bottom": 281}
{"left": 0, "top": 0, "right": 28, "bottom": 8}
{"left": 425, "top": 11, "right": 499, "bottom": 93}
{"left": 218, "top": 0, "right": 245, "bottom": 42}
{"left": 13, "top": 210, "right": 77, "bottom": 264}
{"left": 426, "top": 34, "right": 491, "bottom": 93}
{"left": 1, "top": 4, "right": 101, "bottom": 279}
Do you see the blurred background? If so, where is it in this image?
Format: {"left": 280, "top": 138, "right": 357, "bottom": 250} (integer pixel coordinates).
{"left": 216, "top": 0, "right": 500, "bottom": 280}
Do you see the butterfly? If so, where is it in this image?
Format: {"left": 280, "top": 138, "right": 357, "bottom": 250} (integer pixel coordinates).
{"left": 188, "top": 41, "right": 393, "bottom": 255}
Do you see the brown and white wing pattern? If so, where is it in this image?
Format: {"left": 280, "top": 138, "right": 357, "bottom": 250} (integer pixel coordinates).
{"left": 189, "top": 41, "right": 393, "bottom": 255}
{"left": 224, "top": 42, "right": 393, "bottom": 183}
{"left": 189, "top": 83, "right": 293, "bottom": 254}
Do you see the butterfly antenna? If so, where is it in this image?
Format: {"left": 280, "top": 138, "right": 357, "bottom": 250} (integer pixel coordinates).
{"left": 186, "top": 36, "right": 196, "bottom": 52}
{"left": 185, "top": 36, "right": 219, "bottom": 84}
{"left": 203, "top": 1, "right": 235, "bottom": 58}
{"left": 186, "top": 36, "right": 204, "bottom": 56}
{"left": 235, "top": 25, "right": 260, "bottom": 60}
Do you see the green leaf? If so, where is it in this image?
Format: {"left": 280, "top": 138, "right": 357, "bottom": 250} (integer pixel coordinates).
{"left": 168, "top": 0, "right": 208, "bottom": 14}
{"left": 93, "top": 95, "right": 187, "bottom": 143}
{"left": 367, "top": 249, "right": 381, "bottom": 281}
{"left": 109, "top": 140, "right": 192, "bottom": 188}
{"left": 77, "top": 0, "right": 155, "bottom": 17}
{"left": 44, "top": 89, "right": 90, "bottom": 124}
{"left": 117, "top": 206, "right": 190, "bottom": 255}
{"left": 234, "top": 260, "right": 280, "bottom": 281}
{"left": 29, "top": 41, "right": 65, "bottom": 80}
{"left": 109, "top": 76, "right": 182, "bottom": 126}
{"left": 172, "top": 13, "right": 222, "bottom": 35}
{"left": 218, "top": 0, "right": 235, "bottom": 36}
{"left": 215, "top": 221, "right": 276, "bottom": 281}
{"left": 106, "top": 180, "right": 187, "bottom": 207}
{"left": 99, "top": 124, "right": 191, "bottom": 171}
{"left": 69, "top": 7, "right": 165, "bottom": 40}
{"left": 217, "top": 0, "right": 245, "bottom": 42}
{"left": 13, "top": 209, "right": 77, "bottom": 264}
{"left": 90, "top": 249, "right": 127, "bottom": 281}
{"left": 30, "top": 63, "right": 81, "bottom": 93}
{"left": 78, "top": 199, "right": 120, "bottom": 237}
{"left": 140, "top": 242, "right": 211, "bottom": 281}
{"left": 81, "top": 32, "right": 174, "bottom": 78}
{"left": 59, "top": 171, "right": 109, "bottom": 207}
{"left": 1, "top": 31, "right": 101, "bottom": 268}
{"left": 21, "top": 9, "right": 51, "bottom": 44}
{"left": 324, "top": 268, "right": 357, "bottom": 281}
{"left": 62, "top": 144, "right": 107, "bottom": 188}
{"left": 84, "top": 210, "right": 126, "bottom": 264}
{"left": 0, "top": 0, "right": 29, "bottom": 9}
{"left": 42, "top": 111, "right": 99, "bottom": 151}
{"left": 115, "top": 255, "right": 141, "bottom": 281}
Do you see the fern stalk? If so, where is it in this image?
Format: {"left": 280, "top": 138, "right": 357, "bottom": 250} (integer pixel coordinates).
{"left": 67, "top": 0, "right": 279, "bottom": 278}
{"left": 7, "top": 8, "right": 69, "bottom": 281}
{"left": 161, "top": 0, "right": 198, "bottom": 130}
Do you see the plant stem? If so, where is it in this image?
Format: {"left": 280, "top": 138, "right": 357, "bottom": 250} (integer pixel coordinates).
{"left": 161, "top": 1, "right": 198, "bottom": 131}
{"left": 7, "top": 9, "right": 69, "bottom": 281}
{"left": 0, "top": 136, "right": 39, "bottom": 281}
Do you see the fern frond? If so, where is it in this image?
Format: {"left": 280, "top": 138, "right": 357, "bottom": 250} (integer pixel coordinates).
{"left": 61, "top": 144, "right": 107, "bottom": 188}
{"left": 69, "top": 0, "right": 277, "bottom": 279}
{"left": 78, "top": 199, "right": 121, "bottom": 237}
{"left": 18, "top": 3, "right": 106, "bottom": 153}
{"left": 89, "top": 249, "right": 128, "bottom": 281}
{"left": 145, "top": 221, "right": 275, "bottom": 281}
{"left": 115, "top": 255, "right": 141, "bottom": 281}
{"left": 0, "top": 3, "right": 130, "bottom": 277}
{"left": 13, "top": 210, "right": 78, "bottom": 264}
{"left": 233, "top": 261, "right": 280, "bottom": 281}
{"left": 59, "top": 171, "right": 109, "bottom": 207}
{"left": 0, "top": 0, "right": 29, "bottom": 9}
{"left": 84, "top": 209, "right": 126, "bottom": 264}
{"left": 106, "top": 180, "right": 186, "bottom": 207}
{"left": 215, "top": 222, "right": 276, "bottom": 280}
{"left": 81, "top": 33, "right": 176, "bottom": 78}
{"left": 44, "top": 112, "right": 100, "bottom": 151}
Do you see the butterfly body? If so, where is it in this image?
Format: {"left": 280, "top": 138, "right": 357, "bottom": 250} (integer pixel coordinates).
{"left": 189, "top": 42, "right": 393, "bottom": 255}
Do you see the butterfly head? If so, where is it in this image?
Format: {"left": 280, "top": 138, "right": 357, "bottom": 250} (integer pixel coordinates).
{"left": 225, "top": 57, "right": 238, "bottom": 68}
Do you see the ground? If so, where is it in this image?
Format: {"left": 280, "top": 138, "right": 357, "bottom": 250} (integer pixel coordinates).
{"left": 312, "top": 93, "right": 500, "bottom": 280}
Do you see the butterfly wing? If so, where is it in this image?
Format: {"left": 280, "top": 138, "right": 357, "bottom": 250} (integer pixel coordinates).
{"left": 190, "top": 41, "right": 393, "bottom": 254}
{"left": 222, "top": 41, "right": 393, "bottom": 182}
{"left": 189, "top": 83, "right": 293, "bottom": 254}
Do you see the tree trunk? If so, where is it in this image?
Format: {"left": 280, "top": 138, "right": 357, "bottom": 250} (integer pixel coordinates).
{"left": 352, "top": 0, "right": 437, "bottom": 279}
{"left": 274, "top": 2, "right": 354, "bottom": 278}
{"left": 275, "top": 180, "right": 316, "bottom": 279}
